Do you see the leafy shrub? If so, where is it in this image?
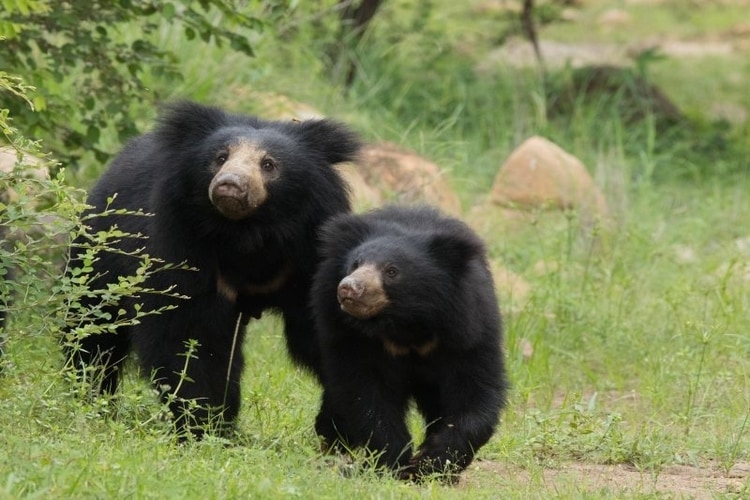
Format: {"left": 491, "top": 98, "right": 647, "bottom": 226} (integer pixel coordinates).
{"left": 0, "top": 72, "right": 186, "bottom": 379}
{"left": 0, "top": 0, "right": 267, "bottom": 169}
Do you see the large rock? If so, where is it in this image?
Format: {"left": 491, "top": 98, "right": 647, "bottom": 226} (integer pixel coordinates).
{"left": 546, "top": 66, "right": 684, "bottom": 129}
{"left": 356, "top": 142, "right": 462, "bottom": 215}
{"left": 0, "top": 146, "right": 48, "bottom": 177}
{"left": 0, "top": 146, "right": 49, "bottom": 204}
{"left": 598, "top": 9, "right": 632, "bottom": 28}
{"left": 222, "top": 88, "right": 324, "bottom": 121}
{"left": 335, "top": 163, "right": 383, "bottom": 211}
{"left": 490, "top": 136, "right": 609, "bottom": 219}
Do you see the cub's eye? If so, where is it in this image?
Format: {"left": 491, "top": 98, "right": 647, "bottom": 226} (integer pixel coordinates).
{"left": 216, "top": 153, "right": 228, "bottom": 165}
{"left": 384, "top": 265, "right": 399, "bottom": 279}
{"left": 261, "top": 158, "right": 276, "bottom": 172}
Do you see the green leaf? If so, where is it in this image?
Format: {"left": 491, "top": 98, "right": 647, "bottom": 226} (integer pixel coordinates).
{"left": 32, "top": 94, "right": 46, "bottom": 112}
{"left": 162, "top": 2, "right": 175, "bottom": 20}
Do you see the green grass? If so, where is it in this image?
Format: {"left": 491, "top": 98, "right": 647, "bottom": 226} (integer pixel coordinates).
{"left": 3, "top": 0, "right": 750, "bottom": 497}
{"left": 4, "top": 176, "right": 750, "bottom": 497}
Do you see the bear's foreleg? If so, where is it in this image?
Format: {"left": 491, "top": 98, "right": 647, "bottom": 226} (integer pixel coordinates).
{"left": 316, "top": 346, "right": 413, "bottom": 470}
{"left": 406, "top": 356, "right": 504, "bottom": 480}
{"left": 133, "top": 301, "right": 246, "bottom": 438}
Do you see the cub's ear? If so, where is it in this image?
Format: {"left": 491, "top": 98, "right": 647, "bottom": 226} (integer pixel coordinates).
{"left": 296, "top": 119, "right": 362, "bottom": 165}
{"left": 318, "top": 213, "right": 371, "bottom": 259}
{"left": 427, "top": 233, "right": 483, "bottom": 273}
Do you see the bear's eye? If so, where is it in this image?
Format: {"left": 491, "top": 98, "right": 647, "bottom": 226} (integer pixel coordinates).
{"left": 384, "top": 265, "right": 399, "bottom": 279}
{"left": 261, "top": 158, "right": 276, "bottom": 172}
{"left": 216, "top": 153, "right": 228, "bottom": 165}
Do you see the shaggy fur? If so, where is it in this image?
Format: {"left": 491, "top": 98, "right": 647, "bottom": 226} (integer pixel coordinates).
{"left": 64, "top": 101, "right": 360, "bottom": 436}
{"left": 311, "top": 205, "right": 508, "bottom": 480}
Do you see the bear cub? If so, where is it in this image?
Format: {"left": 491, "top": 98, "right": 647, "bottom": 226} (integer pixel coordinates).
{"left": 63, "top": 101, "right": 360, "bottom": 437}
{"left": 311, "top": 205, "right": 508, "bottom": 480}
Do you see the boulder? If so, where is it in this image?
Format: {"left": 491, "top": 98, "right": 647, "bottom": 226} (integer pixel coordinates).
{"left": 598, "top": 9, "right": 632, "bottom": 28}
{"left": 0, "top": 146, "right": 49, "bottom": 204}
{"left": 223, "top": 88, "right": 324, "bottom": 121}
{"left": 334, "top": 163, "right": 383, "bottom": 211}
{"left": 490, "top": 136, "right": 609, "bottom": 219}
{"left": 356, "top": 142, "right": 462, "bottom": 215}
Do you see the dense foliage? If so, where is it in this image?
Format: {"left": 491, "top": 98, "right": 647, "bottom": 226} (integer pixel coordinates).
{"left": 0, "top": 0, "right": 267, "bottom": 167}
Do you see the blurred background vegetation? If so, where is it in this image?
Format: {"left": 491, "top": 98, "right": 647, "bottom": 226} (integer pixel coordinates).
{"left": 3, "top": 0, "right": 747, "bottom": 187}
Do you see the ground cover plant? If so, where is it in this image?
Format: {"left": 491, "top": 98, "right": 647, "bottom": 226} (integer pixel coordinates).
{"left": 1, "top": 0, "right": 749, "bottom": 497}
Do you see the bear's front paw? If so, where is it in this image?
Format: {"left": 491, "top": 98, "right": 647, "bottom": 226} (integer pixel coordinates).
{"left": 396, "top": 453, "right": 460, "bottom": 484}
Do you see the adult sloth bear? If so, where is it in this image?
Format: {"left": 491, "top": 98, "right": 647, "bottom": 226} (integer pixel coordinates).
{"left": 63, "top": 101, "right": 360, "bottom": 436}
{"left": 311, "top": 205, "right": 508, "bottom": 481}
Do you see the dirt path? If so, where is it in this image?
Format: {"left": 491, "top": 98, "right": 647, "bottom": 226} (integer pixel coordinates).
{"left": 464, "top": 460, "right": 750, "bottom": 497}
{"left": 478, "top": 37, "right": 744, "bottom": 72}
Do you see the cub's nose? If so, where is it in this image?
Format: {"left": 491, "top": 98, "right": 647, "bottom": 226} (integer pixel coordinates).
{"left": 337, "top": 276, "right": 364, "bottom": 302}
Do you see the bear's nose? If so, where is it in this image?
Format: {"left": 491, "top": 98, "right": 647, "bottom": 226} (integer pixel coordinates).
{"left": 212, "top": 172, "right": 247, "bottom": 199}
{"left": 337, "top": 276, "right": 364, "bottom": 302}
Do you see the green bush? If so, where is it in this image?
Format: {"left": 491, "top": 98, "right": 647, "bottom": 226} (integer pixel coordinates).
{"left": 0, "top": 0, "right": 268, "bottom": 171}
{"left": 0, "top": 72, "right": 185, "bottom": 379}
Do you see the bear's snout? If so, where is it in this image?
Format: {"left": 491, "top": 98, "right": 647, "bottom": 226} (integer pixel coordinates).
{"left": 336, "top": 264, "right": 389, "bottom": 319}
{"left": 208, "top": 141, "right": 271, "bottom": 220}
{"left": 212, "top": 172, "right": 247, "bottom": 198}
{"left": 209, "top": 172, "right": 252, "bottom": 220}
{"left": 337, "top": 276, "right": 364, "bottom": 302}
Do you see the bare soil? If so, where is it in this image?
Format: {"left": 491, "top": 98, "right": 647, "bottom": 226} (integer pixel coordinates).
{"left": 465, "top": 460, "right": 750, "bottom": 497}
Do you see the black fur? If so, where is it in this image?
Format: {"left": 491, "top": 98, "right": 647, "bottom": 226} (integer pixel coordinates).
{"left": 311, "top": 205, "right": 508, "bottom": 480}
{"left": 1, "top": 215, "right": 13, "bottom": 369}
{"left": 63, "top": 100, "right": 360, "bottom": 436}
{"left": 0, "top": 265, "right": 8, "bottom": 368}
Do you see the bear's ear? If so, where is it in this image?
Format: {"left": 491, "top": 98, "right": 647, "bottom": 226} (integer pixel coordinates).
{"left": 155, "top": 100, "right": 232, "bottom": 149}
{"left": 318, "top": 213, "right": 371, "bottom": 259}
{"left": 427, "top": 233, "right": 483, "bottom": 273}
{"left": 296, "top": 119, "right": 362, "bottom": 165}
